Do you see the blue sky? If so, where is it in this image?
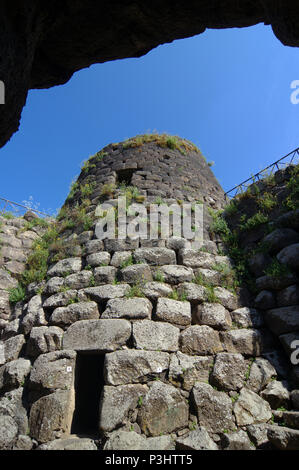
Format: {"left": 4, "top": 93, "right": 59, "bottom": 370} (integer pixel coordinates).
{"left": 1, "top": 23, "right": 299, "bottom": 214}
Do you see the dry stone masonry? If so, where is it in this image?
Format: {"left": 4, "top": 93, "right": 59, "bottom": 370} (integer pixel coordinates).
{"left": 0, "top": 137, "right": 299, "bottom": 450}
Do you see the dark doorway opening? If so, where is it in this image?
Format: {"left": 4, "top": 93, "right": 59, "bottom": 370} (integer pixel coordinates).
{"left": 116, "top": 168, "right": 135, "bottom": 185}
{"left": 71, "top": 353, "right": 105, "bottom": 436}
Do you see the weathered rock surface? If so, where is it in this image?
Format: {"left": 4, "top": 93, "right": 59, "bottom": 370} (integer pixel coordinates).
{"left": 29, "top": 350, "right": 76, "bottom": 392}
{"left": 196, "top": 303, "right": 232, "bottom": 330}
{"left": 191, "top": 383, "right": 234, "bottom": 433}
{"left": 38, "top": 437, "right": 97, "bottom": 450}
{"left": 211, "top": 353, "right": 247, "bottom": 391}
{"left": 99, "top": 384, "right": 148, "bottom": 432}
{"left": 29, "top": 390, "right": 73, "bottom": 443}
{"left": 221, "top": 430, "right": 253, "bottom": 450}
{"left": 50, "top": 301, "right": 99, "bottom": 326}
{"left": 63, "top": 319, "right": 131, "bottom": 352}
{"left": 180, "top": 325, "right": 223, "bottom": 356}
{"left": 169, "top": 351, "right": 211, "bottom": 391}
{"left": 3, "top": 2, "right": 299, "bottom": 149}
{"left": 234, "top": 388, "right": 272, "bottom": 426}
{"left": 267, "top": 425, "right": 299, "bottom": 450}
{"left": 156, "top": 298, "right": 191, "bottom": 326}
{"left": 176, "top": 428, "right": 218, "bottom": 450}
{"left": 133, "top": 320, "right": 179, "bottom": 352}
{"left": 102, "top": 297, "right": 152, "bottom": 320}
{"left": 265, "top": 305, "right": 299, "bottom": 335}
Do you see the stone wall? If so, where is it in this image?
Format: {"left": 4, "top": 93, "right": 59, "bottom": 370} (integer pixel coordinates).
{"left": 0, "top": 143, "right": 299, "bottom": 451}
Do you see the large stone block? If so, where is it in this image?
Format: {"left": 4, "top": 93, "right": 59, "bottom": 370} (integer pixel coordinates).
{"left": 196, "top": 303, "right": 232, "bottom": 330}
{"left": 265, "top": 305, "right": 299, "bottom": 335}
{"left": 169, "top": 352, "right": 211, "bottom": 391}
{"left": 133, "top": 248, "right": 176, "bottom": 265}
{"left": 63, "top": 319, "right": 131, "bottom": 352}
{"left": 132, "top": 320, "right": 179, "bottom": 352}
{"left": 234, "top": 388, "right": 272, "bottom": 426}
{"left": 211, "top": 353, "right": 248, "bottom": 391}
{"left": 29, "top": 350, "right": 76, "bottom": 392}
{"left": 50, "top": 301, "right": 99, "bottom": 326}
{"left": 47, "top": 258, "right": 82, "bottom": 277}
{"left": 105, "top": 350, "right": 170, "bottom": 385}
{"left": 221, "top": 329, "right": 264, "bottom": 356}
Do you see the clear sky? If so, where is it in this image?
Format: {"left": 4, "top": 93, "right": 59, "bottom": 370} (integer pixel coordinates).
{"left": 1, "top": 23, "right": 299, "bottom": 214}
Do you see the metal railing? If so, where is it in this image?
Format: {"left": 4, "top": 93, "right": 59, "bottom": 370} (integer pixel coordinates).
{"left": 0, "top": 197, "right": 51, "bottom": 218}
{"left": 225, "top": 147, "right": 299, "bottom": 198}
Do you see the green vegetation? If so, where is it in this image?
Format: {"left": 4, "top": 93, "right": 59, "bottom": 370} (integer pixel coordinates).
{"left": 119, "top": 133, "right": 203, "bottom": 157}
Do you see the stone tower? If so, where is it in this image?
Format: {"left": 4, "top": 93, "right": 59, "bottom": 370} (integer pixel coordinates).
{"left": 1, "top": 135, "right": 299, "bottom": 451}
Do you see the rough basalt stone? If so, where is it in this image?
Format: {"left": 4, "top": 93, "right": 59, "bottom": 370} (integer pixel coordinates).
{"left": 142, "top": 282, "right": 173, "bottom": 300}
{"left": 261, "top": 229, "right": 299, "bottom": 254}
{"left": 104, "top": 349, "right": 170, "bottom": 385}
{"left": 120, "top": 264, "right": 152, "bottom": 284}
{"left": 261, "top": 381, "right": 290, "bottom": 409}
{"left": 221, "top": 329, "right": 264, "bottom": 356}
{"left": 43, "top": 291, "right": 78, "bottom": 309}
{"left": 102, "top": 297, "right": 152, "bottom": 320}
{"left": 196, "top": 303, "right": 232, "bottom": 331}
{"left": 63, "top": 319, "right": 131, "bottom": 352}
{"left": 191, "top": 383, "right": 234, "bottom": 433}
{"left": 277, "top": 243, "right": 299, "bottom": 270}
{"left": 82, "top": 284, "right": 130, "bottom": 302}
{"left": 133, "top": 248, "right": 176, "bottom": 266}
{"left": 47, "top": 258, "right": 82, "bottom": 277}
{"left": 38, "top": 437, "right": 97, "bottom": 450}
{"left": 221, "top": 430, "right": 253, "bottom": 450}
{"left": 176, "top": 428, "right": 218, "bottom": 450}
{"left": 29, "top": 390, "right": 73, "bottom": 443}
{"left": 138, "top": 381, "right": 189, "bottom": 436}
{"left": 99, "top": 384, "right": 148, "bottom": 432}
{"left": 230, "top": 307, "right": 264, "bottom": 329}
{"left": 64, "top": 271, "right": 93, "bottom": 289}
{"left": 246, "top": 358, "right": 277, "bottom": 393}
{"left": 169, "top": 352, "right": 211, "bottom": 391}
{"left": 180, "top": 325, "right": 223, "bottom": 356}
{"left": 50, "top": 301, "right": 99, "bottom": 326}
{"left": 85, "top": 252, "right": 111, "bottom": 267}
{"left": 29, "top": 350, "right": 76, "bottom": 392}
{"left": 132, "top": 320, "right": 179, "bottom": 352}
{"left": 211, "top": 353, "right": 248, "bottom": 392}
{"left": 176, "top": 282, "right": 206, "bottom": 303}
{"left": 155, "top": 298, "right": 191, "bottom": 326}
{"left": 234, "top": 388, "right": 272, "bottom": 426}
{"left": 254, "top": 290, "right": 276, "bottom": 310}
{"left": 277, "top": 285, "right": 299, "bottom": 307}
{"left": 0, "top": 359, "right": 31, "bottom": 392}
{"left": 267, "top": 425, "right": 299, "bottom": 450}
{"left": 265, "top": 305, "right": 299, "bottom": 335}
{"left": 159, "top": 265, "right": 194, "bottom": 284}
{"left": 26, "top": 326, "right": 63, "bottom": 357}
